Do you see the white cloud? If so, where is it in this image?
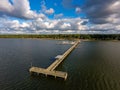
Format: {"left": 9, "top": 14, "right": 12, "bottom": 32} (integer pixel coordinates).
{"left": 75, "top": 7, "right": 81, "bottom": 13}
{"left": 0, "top": 0, "right": 13, "bottom": 13}
{"left": 41, "top": 0, "right": 54, "bottom": 15}
{"left": 2, "top": 16, "right": 120, "bottom": 34}
{"left": 0, "top": 0, "right": 37, "bottom": 19}
{"left": 0, "top": 0, "right": 120, "bottom": 34}
{"left": 45, "top": 8, "right": 54, "bottom": 15}
{"left": 60, "top": 23, "right": 71, "bottom": 29}
{"left": 54, "top": 13, "right": 63, "bottom": 19}
{"left": 41, "top": 0, "right": 46, "bottom": 12}
{"left": 0, "top": 17, "right": 90, "bottom": 34}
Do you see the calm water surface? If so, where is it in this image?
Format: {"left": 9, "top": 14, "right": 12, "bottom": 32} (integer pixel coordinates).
{"left": 0, "top": 39, "right": 120, "bottom": 90}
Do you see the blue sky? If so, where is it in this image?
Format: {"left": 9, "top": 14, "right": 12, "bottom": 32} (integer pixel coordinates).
{"left": 0, "top": 0, "right": 120, "bottom": 34}
{"left": 29, "top": 0, "right": 85, "bottom": 18}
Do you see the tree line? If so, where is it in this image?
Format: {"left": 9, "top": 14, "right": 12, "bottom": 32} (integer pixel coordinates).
{"left": 0, "top": 34, "right": 120, "bottom": 40}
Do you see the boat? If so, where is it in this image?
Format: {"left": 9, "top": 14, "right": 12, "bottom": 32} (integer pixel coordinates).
{"left": 58, "top": 41, "right": 75, "bottom": 45}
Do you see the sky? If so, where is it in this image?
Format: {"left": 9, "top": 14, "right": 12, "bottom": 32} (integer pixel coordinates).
{"left": 0, "top": 0, "right": 120, "bottom": 34}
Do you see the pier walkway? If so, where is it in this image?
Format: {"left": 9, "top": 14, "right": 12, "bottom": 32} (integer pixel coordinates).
{"left": 29, "top": 40, "right": 80, "bottom": 80}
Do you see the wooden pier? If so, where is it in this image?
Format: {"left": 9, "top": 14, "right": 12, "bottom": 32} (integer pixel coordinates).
{"left": 29, "top": 40, "right": 80, "bottom": 80}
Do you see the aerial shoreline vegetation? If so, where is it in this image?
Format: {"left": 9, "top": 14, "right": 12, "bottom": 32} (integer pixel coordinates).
{"left": 0, "top": 34, "right": 120, "bottom": 40}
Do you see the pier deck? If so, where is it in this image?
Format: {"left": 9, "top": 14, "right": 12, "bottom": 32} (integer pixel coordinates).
{"left": 29, "top": 40, "right": 80, "bottom": 80}
{"left": 47, "top": 40, "right": 80, "bottom": 71}
{"left": 30, "top": 67, "right": 68, "bottom": 79}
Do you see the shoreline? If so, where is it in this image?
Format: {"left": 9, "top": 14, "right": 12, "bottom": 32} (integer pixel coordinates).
{"left": 0, "top": 34, "right": 120, "bottom": 41}
{"left": 0, "top": 37, "right": 119, "bottom": 41}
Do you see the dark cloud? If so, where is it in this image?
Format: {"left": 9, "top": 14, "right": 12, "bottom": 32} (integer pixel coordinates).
{"left": 83, "top": 0, "right": 120, "bottom": 24}
{"left": 62, "top": 0, "right": 120, "bottom": 24}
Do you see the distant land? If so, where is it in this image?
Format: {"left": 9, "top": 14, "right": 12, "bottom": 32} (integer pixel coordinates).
{"left": 0, "top": 34, "right": 120, "bottom": 40}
